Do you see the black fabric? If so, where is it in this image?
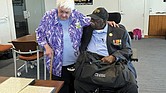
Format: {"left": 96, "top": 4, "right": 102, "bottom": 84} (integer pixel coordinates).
{"left": 74, "top": 51, "right": 136, "bottom": 88}
{"left": 99, "top": 82, "right": 138, "bottom": 93}
{"left": 75, "top": 79, "right": 138, "bottom": 93}
{"left": 128, "top": 32, "right": 134, "bottom": 39}
{"left": 88, "top": 7, "right": 109, "bottom": 21}
{"left": 0, "top": 49, "right": 13, "bottom": 60}
{"left": 74, "top": 79, "right": 98, "bottom": 93}
{"left": 79, "top": 26, "right": 94, "bottom": 53}
{"left": 52, "top": 64, "right": 75, "bottom": 93}
{"left": 108, "top": 12, "right": 121, "bottom": 24}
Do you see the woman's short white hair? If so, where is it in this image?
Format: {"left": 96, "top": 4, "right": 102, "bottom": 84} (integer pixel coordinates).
{"left": 56, "top": 0, "right": 75, "bottom": 10}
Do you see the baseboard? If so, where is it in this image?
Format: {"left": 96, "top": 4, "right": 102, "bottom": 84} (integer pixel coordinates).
{"left": 144, "top": 35, "right": 165, "bottom": 39}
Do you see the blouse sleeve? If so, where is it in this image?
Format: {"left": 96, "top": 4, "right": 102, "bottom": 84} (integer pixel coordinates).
{"left": 73, "top": 9, "right": 91, "bottom": 27}
{"left": 35, "top": 12, "right": 50, "bottom": 47}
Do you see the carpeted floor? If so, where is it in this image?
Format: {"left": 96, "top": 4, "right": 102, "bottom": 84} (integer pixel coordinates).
{"left": 131, "top": 38, "right": 166, "bottom": 93}
{"left": 0, "top": 57, "right": 49, "bottom": 79}
{"left": 0, "top": 59, "right": 13, "bottom": 69}
{"left": 0, "top": 38, "right": 166, "bottom": 93}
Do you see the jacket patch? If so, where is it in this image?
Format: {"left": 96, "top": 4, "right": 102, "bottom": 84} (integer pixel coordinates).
{"left": 113, "top": 39, "right": 121, "bottom": 45}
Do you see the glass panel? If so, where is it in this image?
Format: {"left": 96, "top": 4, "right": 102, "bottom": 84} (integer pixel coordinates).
{"left": 13, "top": 0, "right": 29, "bottom": 38}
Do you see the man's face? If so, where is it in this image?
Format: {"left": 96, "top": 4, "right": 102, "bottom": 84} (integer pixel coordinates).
{"left": 90, "top": 18, "right": 106, "bottom": 30}
{"left": 58, "top": 6, "right": 71, "bottom": 20}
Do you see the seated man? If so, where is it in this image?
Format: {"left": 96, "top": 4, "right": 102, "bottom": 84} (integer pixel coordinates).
{"left": 74, "top": 7, "right": 138, "bottom": 93}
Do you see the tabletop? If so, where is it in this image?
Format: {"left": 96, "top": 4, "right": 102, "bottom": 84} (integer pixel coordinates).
{"left": 12, "top": 34, "right": 36, "bottom": 42}
{"left": 0, "top": 76, "right": 64, "bottom": 93}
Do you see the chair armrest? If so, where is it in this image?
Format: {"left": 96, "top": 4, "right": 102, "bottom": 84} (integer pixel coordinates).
{"left": 131, "top": 48, "right": 138, "bottom": 62}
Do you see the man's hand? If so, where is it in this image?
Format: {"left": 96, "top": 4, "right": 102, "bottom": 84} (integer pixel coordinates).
{"left": 101, "top": 55, "right": 116, "bottom": 64}
{"left": 107, "top": 21, "right": 119, "bottom": 27}
{"left": 44, "top": 44, "right": 53, "bottom": 58}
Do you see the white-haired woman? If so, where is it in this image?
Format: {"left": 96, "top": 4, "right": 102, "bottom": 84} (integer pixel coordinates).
{"left": 36, "top": 0, "right": 117, "bottom": 93}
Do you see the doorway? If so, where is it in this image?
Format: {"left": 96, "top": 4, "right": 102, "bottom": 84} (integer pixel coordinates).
{"left": 119, "top": 0, "right": 145, "bottom": 32}
{"left": 12, "top": 0, "right": 45, "bottom": 37}
{"left": 12, "top": 0, "right": 29, "bottom": 38}
{"left": 25, "top": 0, "right": 45, "bottom": 34}
{"left": 0, "top": 0, "right": 14, "bottom": 44}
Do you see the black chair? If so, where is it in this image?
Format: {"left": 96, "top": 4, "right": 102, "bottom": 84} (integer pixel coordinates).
{"left": 108, "top": 12, "right": 128, "bottom": 32}
{"left": 108, "top": 12, "right": 121, "bottom": 24}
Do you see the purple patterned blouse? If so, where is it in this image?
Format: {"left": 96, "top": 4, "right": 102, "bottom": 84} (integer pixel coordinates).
{"left": 36, "top": 9, "right": 91, "bottom": 77}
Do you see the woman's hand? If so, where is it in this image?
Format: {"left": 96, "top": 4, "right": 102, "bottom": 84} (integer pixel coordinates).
{"left": 101, "top": 55, "right": 116, "bottom": 64}
{"left": 44, "top": 44, "right": 53, "bottom": 58}
{"left": 107, "top": 21, "right": 119, "bottom": 27}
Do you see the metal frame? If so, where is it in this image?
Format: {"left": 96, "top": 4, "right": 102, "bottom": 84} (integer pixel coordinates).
{"left": 12, "top": 48, "right": 40, "bottom": 79}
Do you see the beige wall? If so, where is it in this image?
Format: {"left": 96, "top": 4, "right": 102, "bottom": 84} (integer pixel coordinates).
{"left": 75, "top": 0, "right": 119, "bottom": 15}
{"left": 2, "top": 0, "right": 165, "bottom": 42}
{"left": 44, "top": 0, "right": 119, "bottom": 15}
{"left": 150, "top": 0, "right": 166, "bottom": 12}
{"left": 44, "top": 0, "right": 56, "bottom": 11}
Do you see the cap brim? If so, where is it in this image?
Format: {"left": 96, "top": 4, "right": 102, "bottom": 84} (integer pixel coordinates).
{"left": 87, "top": 14, "right": 101, "bottom": 20}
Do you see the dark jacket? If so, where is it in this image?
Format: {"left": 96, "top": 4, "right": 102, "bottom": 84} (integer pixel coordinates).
{"left": 80, "top": 24, "right": 132, "bottom": 62}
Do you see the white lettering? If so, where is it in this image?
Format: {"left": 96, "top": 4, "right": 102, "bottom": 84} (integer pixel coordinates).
{"left": 94, "top": 73, "right": 106, "bottom": 78}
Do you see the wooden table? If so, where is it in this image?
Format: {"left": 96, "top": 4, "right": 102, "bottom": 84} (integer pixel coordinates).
{"left": 12, "top": 34, "right": 36, "bottom": 42}
{"left": 0, "top": 44, "right": 12, "bottom": 52}
{"left": 0, "top": 44, "right": 12, "bottom": 58}
{"left": 0, "top": 76, "right": 64, "bottom": 93}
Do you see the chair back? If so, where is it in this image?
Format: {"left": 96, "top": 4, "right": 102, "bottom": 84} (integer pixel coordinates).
{"left": 12, "top": 41, "right": 42, "bottom": 80}
{"left": 108, "top": 12, "right": 126, "bottom": 30}
{"left": 108, "top": 12, "right": 121, "bottom": 24}
{"left": 12, "top": 41, "right": 38, "bottom": 52}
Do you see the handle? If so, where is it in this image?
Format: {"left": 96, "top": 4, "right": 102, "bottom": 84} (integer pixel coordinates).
{"left": 49, "top": 53, "right": 54, "bottom": 80}
{"left": 0, "top": 16, "right": 8, "bottom": 23}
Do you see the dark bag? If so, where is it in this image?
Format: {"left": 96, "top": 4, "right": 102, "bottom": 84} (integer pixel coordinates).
{"left": 74, "top": 51, "right": 136, "bottom": 88}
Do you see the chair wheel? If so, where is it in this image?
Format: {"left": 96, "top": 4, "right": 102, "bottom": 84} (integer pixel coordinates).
{"left": 30, "top": 65, "right": 34, "bottom": 69}
{"left": 17, "top": 72, "right": 21, "bottom": 76}
{"left": 34, "top": 62, "right": 37, "bottom": 66}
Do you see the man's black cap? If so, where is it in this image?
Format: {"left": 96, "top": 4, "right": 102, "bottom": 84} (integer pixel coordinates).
{"left": 88, "top": 7, "right": 109, "bottom": 21}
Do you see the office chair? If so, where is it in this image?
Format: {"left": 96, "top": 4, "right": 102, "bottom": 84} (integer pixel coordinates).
{"left": 12, "top": 41, "right": 43, "bottom": 79}
{"left": 0, "top": 44, "right": 12, "bottom": 59}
